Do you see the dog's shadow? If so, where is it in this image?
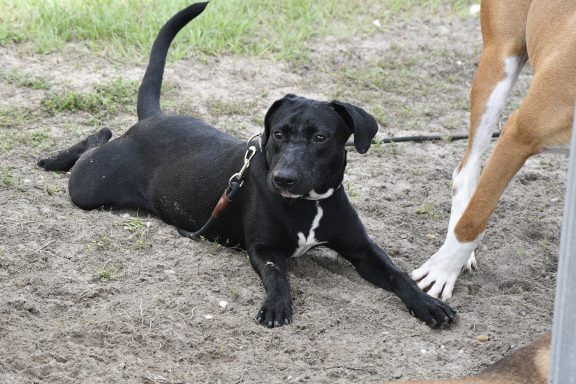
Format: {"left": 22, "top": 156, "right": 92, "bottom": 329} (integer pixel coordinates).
{"left": 288, "top": 248, "right": 362, "bottom": 283}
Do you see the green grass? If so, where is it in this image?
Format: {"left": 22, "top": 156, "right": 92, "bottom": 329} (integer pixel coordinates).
{"left": 40, "top": 78, "right": 137, "bottom": 116}
{"left": 205, "top": 98, "right": 257, "bottom": 116}
{"left": 307, "top": 40, "right": 475, "bottom": 132}
{"left": 123, "top": 217, "right": 152, "bottom": 250}
{"left": 0, "top": 166, "right": 15, "bottom": 187}
{"left": 416, "top": 202, "right": 441, "bottom": 220}
{"left": 124, "top": 217, "right": 147, "bottom": 234}
{"left": 97, "top": 267, "right": 117, "bottom": 282}
{"left": 0, "top": 107, "right": 55, "bottom": 152}
{"left": 90, "top": 234, "right": 117, "bottom": 251}
{"left": 0, "top": 69, "right": 51, "bottom": 90}
{"left": 0, "top": 0, "right": 475, "bottom": 60}
{"left": 0, "top": 108, "right": 39, "bottom": 129}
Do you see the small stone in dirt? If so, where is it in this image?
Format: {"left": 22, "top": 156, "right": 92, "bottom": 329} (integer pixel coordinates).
{"left": 391, "top": 371, "right": 403, "bottom": 379}
{"left": 475, "top": 335, "right": 490, "bottom": 342}
{"left": 420, "top": 348, "right": 427, "bottom": 354}
{"left": 204, "top": 314, "right": 213, "bottom": 320}
{"left": 426, "top": 234, "right": 436, "bottom": 239}
{"left": 218, "top": 300, "right": 228, "bottom": 308}
{"left": 164, "top": 270, "right": 175, "bottom": 275}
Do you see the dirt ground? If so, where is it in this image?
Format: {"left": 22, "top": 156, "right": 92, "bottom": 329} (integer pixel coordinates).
{"left": 0, "top": 8, "right": 567, "bottom": 384}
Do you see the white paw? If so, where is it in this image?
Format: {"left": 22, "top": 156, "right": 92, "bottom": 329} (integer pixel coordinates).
{"left": 412, "top": 239, "right": 477, "bottom": 301}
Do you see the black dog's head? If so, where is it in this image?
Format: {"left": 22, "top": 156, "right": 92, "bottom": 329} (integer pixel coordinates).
{"left": 262, "top": 94, "right": 378, "bottom": 199}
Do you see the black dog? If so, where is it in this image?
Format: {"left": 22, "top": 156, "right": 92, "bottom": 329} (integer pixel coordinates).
{"left": 38, "top": 2, "right": 455, "bottom": 328}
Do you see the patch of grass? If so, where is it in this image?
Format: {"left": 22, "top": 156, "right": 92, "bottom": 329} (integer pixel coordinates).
{"left": 368, "top": 104, "right": 389, "bottom": 128}
{"left": 337, "top": 53, "right": 458, "bottom": 100}
{"left": 0, "top": 129, "right": 55, "bottom": 152}
{"left": 302, "top": 41, "right": 474, "bottom": 132}
{"left": 230, "top": 287, "right": 239, "bottom": 301}
{"left": 46, "top": 185, "right": 61, "bottom": 196}
{"left": 205, "top": 98, "right": 257, "bottom": 117}
{"left": 1, "top": 166, "right": 15, "bottom": 187}
{"left": 124, "top": 217, "right": 147, "bottom": 234}
{"left": 90, "top": 234, "right": 117, "bottom": 251}
{"left": 386, "top": 0, "right": 473, "bottom": 13}
{"left": 0, "top": 134, "right": 15, "bottom": 153}
{"left": 344, "top": 180, "right": 359, "bottom": 202}
{"left": 382, "top": 141, "right": 401, "bottom": 155}
{"left": 30, "top": 130, "right": 52, "bottom": 146}
{"left": 408, "top": 168, "right": 422, "bottom": 177}
{"left": 123, "top": 216, "right": 152, "bottom": 250}
{"left": 539, "top": 159, "right": 554, "bottom": 170}
{"left": 0, "top": 108, "right": 55, "bottom": 152}
{"left": 539, "top": 239, "right": 550, "bottom": 254}
{"left": 132, "top": 237, "right": 152, "bottom": 250}
{"left": 41, "top": 91, "right": 102, "bottom": 115}
{"left": 0, "top": 69, "right": 51, "bottom": 90}
{"left": 0, "top": 108, "right": 39, "bottom": 128}
{"left": 40, "top": 78, "right": 137, "bottom": 117}
{"left": 97, "top": 267, "right": 116, "bottom": 282}
{"left": 0, "top": 0, "right": 475, "bottom": 60}
{"left": 416, "top": 202, "right": 441, "bottom": 220}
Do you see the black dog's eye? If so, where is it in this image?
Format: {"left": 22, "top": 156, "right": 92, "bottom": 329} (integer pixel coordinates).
{"left": 273, "top": 131, "right": 283, "bottom": 140}
{"left": 313, "top": 134, "right": 327, "bottom": 143}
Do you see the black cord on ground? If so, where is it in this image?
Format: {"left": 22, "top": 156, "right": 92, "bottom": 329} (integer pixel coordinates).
{"left": 345, "top": 131, "right": 501, "bottom": 146}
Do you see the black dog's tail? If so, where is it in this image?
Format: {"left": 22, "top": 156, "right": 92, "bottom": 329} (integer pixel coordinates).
{"left": 137, "top": 2, "right": 209, "bottom": 121}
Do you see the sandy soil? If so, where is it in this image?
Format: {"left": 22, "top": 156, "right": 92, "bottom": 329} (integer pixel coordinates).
{"left": 0, "top": 9, "right": 567, "bottom": 384}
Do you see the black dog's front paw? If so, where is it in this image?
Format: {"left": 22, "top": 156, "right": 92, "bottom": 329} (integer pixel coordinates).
{"left": 408, "top": 293, "right": 457, "bottom": 329}
{"left": 256, "top": 294, "right": 292, "bottom": 328}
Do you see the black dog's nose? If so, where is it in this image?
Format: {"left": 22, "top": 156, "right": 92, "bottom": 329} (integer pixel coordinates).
{"left": 273, "top": 170, "right": 296, "bottom": 188}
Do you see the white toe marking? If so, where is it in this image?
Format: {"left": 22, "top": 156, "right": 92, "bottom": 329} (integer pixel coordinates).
{"left": 292, "top": 202, "right": 326, "bottom": 257}
{"left": 412, "top": 232, "right": 481, "bottom": 300}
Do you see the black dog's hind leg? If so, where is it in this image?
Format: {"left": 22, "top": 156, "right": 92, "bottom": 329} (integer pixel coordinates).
{"left": 248, "top": 244, "right": 292, "bottom": 328}
{"left": 37, "top": 127, "right": 112, "bottom": 171}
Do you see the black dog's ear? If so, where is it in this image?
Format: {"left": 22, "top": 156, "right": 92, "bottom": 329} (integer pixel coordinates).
{"left": 262, "top": 94, "right": 297, "bottom": 147}
{"left": 330, "top": 100, "right": 378, "bottom": 154}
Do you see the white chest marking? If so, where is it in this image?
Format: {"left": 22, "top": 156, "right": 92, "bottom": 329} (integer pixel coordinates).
{"left": 292, "top": 202, "right": 326, "bottom": 257}
{"left": 305, "top": 188, "right": 334, "bottom": 200}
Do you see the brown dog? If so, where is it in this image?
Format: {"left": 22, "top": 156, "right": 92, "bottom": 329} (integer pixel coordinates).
{"left": 386, "top": 333, "right": 550, "bottom": 384}
{"left": 412, "top": 0, "right": 575, "bottom": 300}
